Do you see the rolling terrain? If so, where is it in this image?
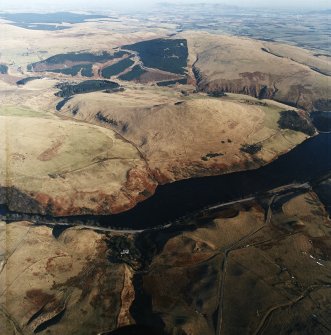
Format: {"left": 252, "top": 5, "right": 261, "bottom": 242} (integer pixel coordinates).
{"left": 0, "top": 79, "right": 314, "bottom": 215}
{"left": 0, "top": 8, "right": 330, "bottom": 335}
{"left": 58, "top": 89, "right": 313, "bottom": 183}
{"left": 183, "top": 32, "right": 331, "bottom": 111}
{"left": 0, "top": 108, "right": 156, "bottom": 216}
{"left": 0, "top": 23, "right": 327, "bottom": 215}
{"left": 1, "top": 185, "right": 330, "bottom": 335}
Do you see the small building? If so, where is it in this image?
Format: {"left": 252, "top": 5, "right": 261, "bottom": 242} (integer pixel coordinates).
{"left": 120, "top": 249, "right": 130, "bottom": 256}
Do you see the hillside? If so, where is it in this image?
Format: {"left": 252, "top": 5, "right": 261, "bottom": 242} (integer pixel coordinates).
{"left": 183, "top": 32, "right": 331, "bottom": 111}
{"left": 58, "top": 87, "right": 313, "bottom": 184}
{"left": 0, "top": 111, "right": 156, "bottom": 216}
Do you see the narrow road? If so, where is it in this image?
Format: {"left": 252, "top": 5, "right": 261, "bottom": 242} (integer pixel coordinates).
{"left": 215, "top": 194, "right": 276, "bottom": 335}
{"left": 2, "top": 182, "right": 311, "bottom": 235}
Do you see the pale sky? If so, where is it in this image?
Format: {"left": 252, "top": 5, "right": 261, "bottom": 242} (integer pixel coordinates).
{"left": 0, "top": 0, "right": 329, "bottom": 11}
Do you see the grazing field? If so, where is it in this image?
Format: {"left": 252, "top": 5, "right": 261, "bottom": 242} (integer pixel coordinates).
{"left": 0, "top": 105, "right": 51, "bottom": 118}
{"left": 0, "top": 111, "right": 156, "bottom": 215}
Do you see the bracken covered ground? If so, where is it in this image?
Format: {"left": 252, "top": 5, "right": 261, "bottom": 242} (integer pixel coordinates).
{"left": 1, "top": 186, "right": 330, "bottom": 335}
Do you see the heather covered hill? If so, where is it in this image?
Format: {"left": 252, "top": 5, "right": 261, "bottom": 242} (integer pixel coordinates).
{"left": 0, "top": 111, "right": 156, "bottom": 216}
{"left": 58, "top": 88, "right": 313, "bottom": 184}
{"left": 183, "top": 31, "right": 331, "bottom": 111}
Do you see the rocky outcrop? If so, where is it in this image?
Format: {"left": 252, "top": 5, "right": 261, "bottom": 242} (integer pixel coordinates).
{"left": 194, "top": 70, "right": 324, "bottom": 111}
{"left": 193, "top": 67, "right": 278, "bottom": 101}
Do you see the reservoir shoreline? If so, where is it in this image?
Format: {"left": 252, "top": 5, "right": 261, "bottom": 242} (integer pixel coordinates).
{"left": 1, "top": 132, "right": 330, "bottom": 230}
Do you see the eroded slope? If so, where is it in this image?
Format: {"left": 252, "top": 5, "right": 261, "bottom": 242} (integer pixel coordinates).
{"left": 183, "top": 32, "right": 331, "bottom": 111}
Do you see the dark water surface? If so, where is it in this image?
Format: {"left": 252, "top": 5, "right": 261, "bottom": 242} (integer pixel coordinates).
{"left": 96, "top": 133, "right": 330, "bottom": 228}
{"left": 2, "top": 133, "right": 330, "bottom": 229}
{"left": 311, "top": 111, "right": 331, "bottom": 133}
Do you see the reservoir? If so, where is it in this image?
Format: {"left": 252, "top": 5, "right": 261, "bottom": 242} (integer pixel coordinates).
{"left": 3, "top": 132, "right": 330, "bottom": 229}
{"left": 96, "top": 132, "right": 330, "bottom": 229}
{"left": 2, "top": 110, "right": 331, "bottom": 229}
